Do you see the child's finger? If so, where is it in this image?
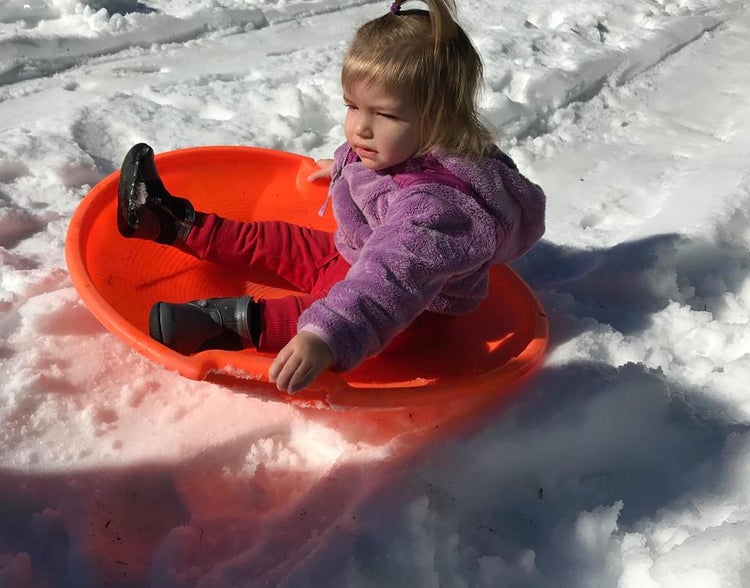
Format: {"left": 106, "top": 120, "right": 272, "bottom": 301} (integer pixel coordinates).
{"left": 287, "top": 362, "right": 317, "bottom": 395}
{"left": 307, "top": 159, "right": 333, "bottom": 182}
{"left": 275, "top": 354, "right": 304, "bottom": 392}
{"left": 268, "top": 352, "right": 285, "bottom": 382}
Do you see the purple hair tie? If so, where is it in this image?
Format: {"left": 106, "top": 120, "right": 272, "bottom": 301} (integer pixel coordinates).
{"left": 390, "top": 2, "right": 401, "bottom": 14}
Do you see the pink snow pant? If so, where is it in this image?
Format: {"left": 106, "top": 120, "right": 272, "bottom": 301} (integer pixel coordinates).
{"left": 181, "top": 212, "right": 451, "bottom": 355}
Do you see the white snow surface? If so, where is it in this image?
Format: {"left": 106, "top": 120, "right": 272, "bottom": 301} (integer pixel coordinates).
{"left": 2, "top": 0, "right": 750, "bottom": 586}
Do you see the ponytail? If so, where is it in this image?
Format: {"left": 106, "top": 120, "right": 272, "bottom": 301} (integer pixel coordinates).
{"left": 392, "top": 0, "right": 458, "bottom": 55}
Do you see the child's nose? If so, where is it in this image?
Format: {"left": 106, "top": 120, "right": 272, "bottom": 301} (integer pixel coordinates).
{"left": 354, "top": 115, "right": 374, "bottom": 138}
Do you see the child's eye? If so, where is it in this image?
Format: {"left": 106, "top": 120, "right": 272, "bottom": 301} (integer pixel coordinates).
{"left": 377, "top": 112, "right": 396, "bottom": 119}
{"left": 344, "top": 103, "right": 357, "bottom": 110}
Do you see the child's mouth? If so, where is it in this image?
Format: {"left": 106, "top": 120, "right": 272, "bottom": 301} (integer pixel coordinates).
{"left": 355, "top": 145, "right": 377, "bottom": 158}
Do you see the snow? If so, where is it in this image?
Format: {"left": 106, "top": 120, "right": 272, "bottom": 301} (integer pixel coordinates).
{"left": 1, "top": 0, "right": 750, "bottom": 585}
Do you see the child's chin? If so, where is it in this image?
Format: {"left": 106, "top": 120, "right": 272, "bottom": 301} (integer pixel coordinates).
{"left": 360, "top": 159, "right": 384, "bottom": 170}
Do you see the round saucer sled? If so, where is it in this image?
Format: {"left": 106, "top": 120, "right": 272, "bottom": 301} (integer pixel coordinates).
{"left": 65, "top": 146, "right": 548, "bottom": 409}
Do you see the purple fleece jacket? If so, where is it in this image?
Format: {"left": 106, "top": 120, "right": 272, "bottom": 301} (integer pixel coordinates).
{"left": 297, "top": 142, "right": 546, "bottom": 371}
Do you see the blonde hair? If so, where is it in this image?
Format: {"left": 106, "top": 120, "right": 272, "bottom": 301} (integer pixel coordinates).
{"left": 342, "top": 0, "right": 493, "bottom": 159}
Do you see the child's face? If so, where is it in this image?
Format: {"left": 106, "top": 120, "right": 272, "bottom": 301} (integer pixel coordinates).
{"left": 343, "top": 80, "right": 422, "bottom": 171}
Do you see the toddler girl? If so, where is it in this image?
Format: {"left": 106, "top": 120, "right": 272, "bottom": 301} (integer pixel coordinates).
{"left": 117, "top": 0, "right": 546, "bottom": 393}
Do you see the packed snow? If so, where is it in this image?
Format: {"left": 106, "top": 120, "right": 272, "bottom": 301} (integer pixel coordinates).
{"left": 1, "top": 0, "right": 750, "bottom": 586}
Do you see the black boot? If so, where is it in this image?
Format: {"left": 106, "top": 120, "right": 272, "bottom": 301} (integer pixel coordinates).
{"left": 117, "top": 143, "right": 196, "bottom": 244}
{"left": 149, "top": 296, "right": 258, "bottom": 355}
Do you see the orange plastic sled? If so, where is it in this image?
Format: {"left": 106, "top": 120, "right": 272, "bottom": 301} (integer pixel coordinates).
{"left": 65, "top": 146, "right": 547, "bottom": 408}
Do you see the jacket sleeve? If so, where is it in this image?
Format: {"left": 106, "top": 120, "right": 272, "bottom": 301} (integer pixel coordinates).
{"left": 297, "top": 186, "right": 496, "bottom": 371}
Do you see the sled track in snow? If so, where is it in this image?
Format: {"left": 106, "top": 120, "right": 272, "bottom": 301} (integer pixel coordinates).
{"left": 498, "top": 12, "right": 736, "bottom": 141}
{"left": 0, "top": 0, "right": 381, "bottom": 87}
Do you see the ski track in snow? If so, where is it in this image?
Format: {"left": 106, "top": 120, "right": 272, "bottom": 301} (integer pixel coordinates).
{"left": 1, "top": 0, "right": 750, "bottom": 586}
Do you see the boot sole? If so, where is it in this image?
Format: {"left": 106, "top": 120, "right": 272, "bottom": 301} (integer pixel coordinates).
{"left": 149, "top": 301, "right": 168, "bottom": 345}
{"left": 117, "top": 143, "right": 153, "bottom": 237}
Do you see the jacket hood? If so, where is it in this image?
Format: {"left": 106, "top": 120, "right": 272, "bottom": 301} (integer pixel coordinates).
{"left": 431, "top": 146, "right": 546, "bottom": 263}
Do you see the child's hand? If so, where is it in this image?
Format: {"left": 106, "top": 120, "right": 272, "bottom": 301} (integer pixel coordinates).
{"left": 269, "top": 332, "right": 334, "bottom": 394}
{"left": 307, "top": 159, "right": 334, "bottom": 182}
